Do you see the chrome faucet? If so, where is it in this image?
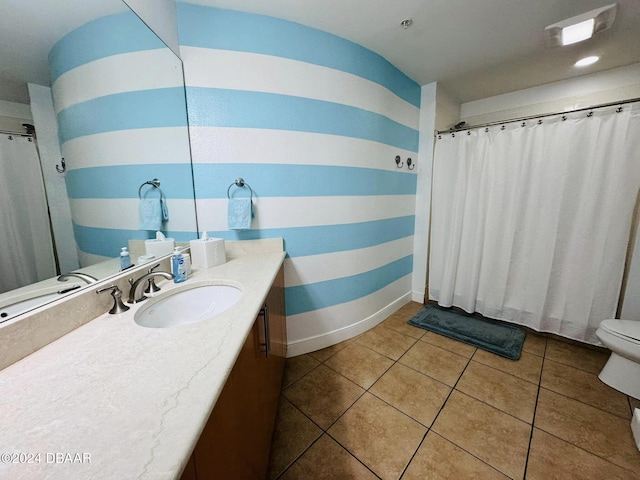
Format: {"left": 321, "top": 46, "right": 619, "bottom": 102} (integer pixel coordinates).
{"left": 58, "top": 272, "right": 98, "bottom": 284}
{"left": 128, "top": 271, "right": 174, "bottom": 304}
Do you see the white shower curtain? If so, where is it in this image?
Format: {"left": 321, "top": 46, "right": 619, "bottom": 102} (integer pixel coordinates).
{"left": 429, "top": 103, "right": 640, "bottom": 344}
{"left": 0, "top": 135, "right": 56, "bottom": 293}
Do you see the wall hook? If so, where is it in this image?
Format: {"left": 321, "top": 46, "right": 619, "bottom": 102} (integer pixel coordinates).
{"left": 407, "top": 158, "right": 415, "bottom": 170}
{"left": 55, "top": 158, "right": 66, "bottom": 173}
{"left": 395, "top": 155, "right": 403, "bottom": 168}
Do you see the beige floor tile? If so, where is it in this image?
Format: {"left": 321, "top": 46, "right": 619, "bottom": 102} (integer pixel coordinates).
{"left": 307, "top": 340, "right": 351, "bottom": 362}
{"left": 526, "top": 428, "right": 637, "bottom": 480}
{"left": 420, "top": 331, "right": 477, "bottom": 358}
{"left": 279, "top": 434, "right": 377, "bottom": 480}
{"left": 397, "top": 301, "right": 425, "bottom": 316}
{"left": 432, "top": 390, "right": 530, "bottom": 479}
{"left": 403, "top": 432, "right": 509, "bottom": 480}
{"left": 541, "top": 359, "right": 630, "bottom": 419}
{"left": 370, "top": 363, "right": 451, "bottom": 427}
{"left": 456, "top": 360, "right": 538, "bottom": 423}
{"left": 522, "top": 331, "right": 547, "bottom": 357}
{"left": 283, "top": 364, "right": 364, "bottom": 429}
{"left": 282, "top": 354, "right": 320, "bottom": 389}
{"left": 534, "top": 388, "right": 640, "bottom": 472}
{"left": 545, "top": 339, "right": 609, "bottom": 375}
{"left": 399, "top": 341, "right": 469, "bottom": 387}
{"left": 267, "top": 398, "right": 323, "bottom": 480}
{"left": 381, "top": 312, "right": 426, "bottom": 339}
{"left": 473, "top": 349, "right": 543, "bottom": 384}
{"left": 325, "top": 343, "right": 394, "bottom": 389}
{"left": 355, "top": 324, "right": 417, "bottom": 360}
{"left": 328, "top": 393, "right": 426, "bottom": 480}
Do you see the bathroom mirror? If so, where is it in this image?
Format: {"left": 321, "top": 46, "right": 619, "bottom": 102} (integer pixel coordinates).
{"left": 0, "top": 0, "right": 197, "bottom": 322}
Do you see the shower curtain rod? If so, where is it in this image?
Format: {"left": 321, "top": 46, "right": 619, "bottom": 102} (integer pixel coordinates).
{"left": 0, "top": 128, "right": 34, "bottom": 137}
{"left": 435, "top": 96, "right": 640, "bottom": 136}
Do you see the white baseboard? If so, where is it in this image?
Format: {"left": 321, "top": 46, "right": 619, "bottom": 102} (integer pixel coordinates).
{"left": 411, "top": 290, "right": 425, "bottom": 303}
{"left": 286, "top": 292, "right": 413, "bottom": 357}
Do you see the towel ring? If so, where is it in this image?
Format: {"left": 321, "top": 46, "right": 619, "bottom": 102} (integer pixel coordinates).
{"left": 227, "top": 178, "right": 254, "bottom": 200}
{"left": 138, "top": 179, "right": 161, "bottom": 199}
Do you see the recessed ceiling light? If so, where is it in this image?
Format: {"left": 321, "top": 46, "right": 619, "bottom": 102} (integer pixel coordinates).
{"left": 544, "top": 3, "right": 617, "bottom": 47}
{"left": 562, "top": 18, "right": 595, "bottom": 45}
{"left": 575, "top": 56, "right": 600, "bottom": 67}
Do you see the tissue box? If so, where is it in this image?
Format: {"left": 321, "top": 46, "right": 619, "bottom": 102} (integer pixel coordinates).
{"left": 190, "top": 237, "right": 226, "bottom": 269}
{"left": 145, "top": 237, "right": 175, "bottom": 258}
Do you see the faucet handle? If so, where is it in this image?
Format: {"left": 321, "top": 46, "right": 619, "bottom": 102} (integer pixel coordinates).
{"left": 96, "top": 285, "right": 130, "bottom": 314}
{"left": 144, "top": 263, "right": 162, "bottom": 294}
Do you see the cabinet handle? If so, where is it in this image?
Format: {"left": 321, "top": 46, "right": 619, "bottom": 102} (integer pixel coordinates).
{"left": 258, "top": 303, "right": 270, "bottom": 358}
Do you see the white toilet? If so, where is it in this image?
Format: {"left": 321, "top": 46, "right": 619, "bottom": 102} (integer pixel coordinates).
{"left": 596, "top": 319, "right": 640, "bottom": 399}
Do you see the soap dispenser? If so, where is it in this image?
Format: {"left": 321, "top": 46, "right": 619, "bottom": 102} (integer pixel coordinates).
{"left": 171, "top": 247, "right": 187, "bottom": 283}
{"left": 120, "top": 247, "right": 132, "bottom": 270}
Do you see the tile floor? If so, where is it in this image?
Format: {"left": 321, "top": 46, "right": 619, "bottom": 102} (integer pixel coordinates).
{"left": 268, "top": 302, "right": 640, "bottom": 480}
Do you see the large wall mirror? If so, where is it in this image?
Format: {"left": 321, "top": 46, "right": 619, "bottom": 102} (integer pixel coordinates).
{"left": 0, "top": 0, "right": 197, "bottom": 322}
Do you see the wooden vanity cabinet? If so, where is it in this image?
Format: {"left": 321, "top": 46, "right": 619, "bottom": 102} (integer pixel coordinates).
{"left": 181, "top": 266, "right": 286, "bottom": 480}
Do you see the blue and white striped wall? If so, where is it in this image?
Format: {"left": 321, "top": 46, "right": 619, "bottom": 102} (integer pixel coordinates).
{"left": 49, "top": 10, "right": 197, "bottom": 266}
{"left": 177, "top": 4, "right": 421, "bottom": 355}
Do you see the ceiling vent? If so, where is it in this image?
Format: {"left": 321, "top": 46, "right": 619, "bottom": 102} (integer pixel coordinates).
{"left": 545, "top": 3, "right": 617, "bottom": 47}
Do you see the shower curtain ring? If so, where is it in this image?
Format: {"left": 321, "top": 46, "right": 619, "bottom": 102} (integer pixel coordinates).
{"left": 55, "top": 158, "right": 66, "bottom": 173}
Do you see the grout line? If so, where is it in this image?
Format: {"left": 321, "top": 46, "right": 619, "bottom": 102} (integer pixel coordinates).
{"left": 531, "top": 427, "right": 640, "bottom": 476}
{"left": 523, "top": 349, "right": 545, "bottom": 478}
{"left": 537, "top": 384, "right": 633, "bottom": 420}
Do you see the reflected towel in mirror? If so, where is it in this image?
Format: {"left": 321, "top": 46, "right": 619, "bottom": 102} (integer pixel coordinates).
{"left": 139, "top": 198, "right": 164, "bottom": 230}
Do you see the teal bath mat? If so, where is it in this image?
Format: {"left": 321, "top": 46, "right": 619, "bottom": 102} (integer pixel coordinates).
{"left": 408, "top": 305, "right": 526, "bottom": 360}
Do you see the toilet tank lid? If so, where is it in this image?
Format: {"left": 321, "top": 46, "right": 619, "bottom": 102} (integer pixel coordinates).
{"left": 600, "top": 319, "right": 640, "bottom": 341}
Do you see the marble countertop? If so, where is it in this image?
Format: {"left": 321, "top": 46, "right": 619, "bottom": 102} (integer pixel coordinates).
{"left": 0, "top": 247, "right": 285, "bottom": 479}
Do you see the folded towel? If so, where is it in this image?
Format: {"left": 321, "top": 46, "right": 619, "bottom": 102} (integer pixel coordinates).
{"left": 139, "top": 197, "right": 163, "bottom": 230}
{"left": 228, "top": 197, "right": 252, "bottom": 230}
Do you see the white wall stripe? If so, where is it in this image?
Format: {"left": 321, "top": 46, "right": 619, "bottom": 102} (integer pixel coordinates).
{"left": 52, "top": 50, "right": 185, "bottom": 113}
{"left": 69, "top": 198, "right": 197, "bottom": 231}
{"left": 188, "top": 127, "right": 417, "bottom": 172}
{"left": 77, "top": 251, "right": 110, "bottom": 267}
{"left": 286, "top": 275, "right": 412, "bottom": 356}
{"left": 61, "top": 128, "right": 192, "bottom": 170}
{"left": 284, "top": 237, "right": 414, "bottom": 287}
{"left": 182, "top": 47, "right": 419, "bottom": 130}
{"left": 195, "top": 195, "right": 415, "bottom": 230}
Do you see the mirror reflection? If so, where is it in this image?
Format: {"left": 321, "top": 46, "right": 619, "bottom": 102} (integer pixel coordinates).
{"left": 0, "top": 0, "right": 197, "bottom": 321}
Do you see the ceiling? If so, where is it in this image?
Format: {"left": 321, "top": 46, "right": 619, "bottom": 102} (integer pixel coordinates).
{"left": 187, "top": 0, "right": 640, "bottom": 103}
{"left": 1, "top": 0, "right": 639, "bottom": 106}
{"left": 0, "top": 0, "right": 128, "bottom": 104}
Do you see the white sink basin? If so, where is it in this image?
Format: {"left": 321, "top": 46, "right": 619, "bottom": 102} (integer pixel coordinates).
{"left": 134, "top": 284, "right": 243, "bottom": 328}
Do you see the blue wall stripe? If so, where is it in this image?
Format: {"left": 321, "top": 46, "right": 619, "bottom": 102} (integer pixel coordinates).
{"left": 72, "top": 223, "right": 194, "bottom": 258}
{"left": 74, "top": 215, "right": 414, "bottom": 258}
{"left": 66, "top": 165, "right": 196, "bottom": 199}
{"left": 49, "top": 11, "right": 167, "bottom": 83}
{"left": 193, "top": 163, "right": 416, "bottom": 198}
{"left": 177, "top": 4, "right": 420, "bottom": 108}
{"left": 186, "top": 87, "right": 418, "bottom": 152}
{"left": 201, "top": 216, "right": 415, "bottom": 258}
{"left": 286, "top": 255, "right": 413, "bottom": 315}
{"left": 57, "top": 88, "right": 188, "bottom": 144}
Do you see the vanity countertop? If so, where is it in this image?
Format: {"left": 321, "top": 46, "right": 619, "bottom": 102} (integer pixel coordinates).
{"left": 0, "top": 247, "right": 286, "bottom": 479}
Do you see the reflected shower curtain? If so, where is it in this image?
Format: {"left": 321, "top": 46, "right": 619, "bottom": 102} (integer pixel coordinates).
{"left": 429, "top": 104, "right": 640, "bottom": 344}
{"left": 0, "top": 135, "right": 56, "bottom": 293}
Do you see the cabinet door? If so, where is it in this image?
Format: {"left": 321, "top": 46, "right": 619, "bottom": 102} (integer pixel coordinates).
{"left": 185, "top": 265, "right": 286, "bottom": 480}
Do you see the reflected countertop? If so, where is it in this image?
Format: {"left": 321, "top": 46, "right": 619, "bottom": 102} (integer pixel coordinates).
{"left": 0, "top": 244, "right": 285, "bottom": 479}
